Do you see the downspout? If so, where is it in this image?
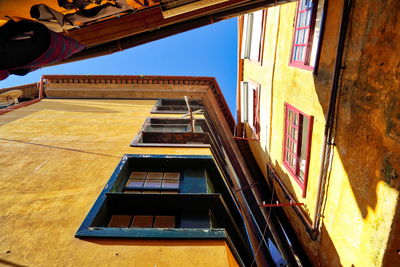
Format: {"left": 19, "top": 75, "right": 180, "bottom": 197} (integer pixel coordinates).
{"left": 311, "top": 0, "right": 353, "bottom": 239}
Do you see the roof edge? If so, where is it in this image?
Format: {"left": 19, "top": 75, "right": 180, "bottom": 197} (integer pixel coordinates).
{"left": 41, "top": 75, "right": 235, "bottom": 133}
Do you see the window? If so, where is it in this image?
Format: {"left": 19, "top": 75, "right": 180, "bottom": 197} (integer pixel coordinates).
{"left": 283, "top": 103, "right": 313, "bottom": 197}
{"left": 124, "top": 171, "right": 180, "bottom": 193}
{"left": 108, "top": 215, "right": 176, "bottom": 228}
{"left": 75, "top": 155, "right": 255, "bottom": 265}
{"left": 290, "top": 0, "right": 325, "bottom": 69}
{"left": 151, "top": 99, "right": 203, "bottom": 114}
{"left": 241, "top": 9, "right": 265, "bottom": 62}
{"left": 240, "top": 81, "right": 260, "bottom": 136}
{"left": 131, "top": 118, "right": 211, "bottom": 147}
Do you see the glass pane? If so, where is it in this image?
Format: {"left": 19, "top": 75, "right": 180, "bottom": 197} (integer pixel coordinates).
{"left": 147, "top": 172, "right": 164, "bottom": 179}
{"left": 131, "top": 215, "right": 154, "bottom": 228}
{"left": 292, "top": 126, "right": 296, "bottom": 139}
{"left": 126, "top": 180, "right": 144, "bottom": 188}
{"left": 130, "top": 172, "right": 147, "bottom": 179}
{"left": 162, "top": 180, "right": 179, "bottom": 189}
{"left": 297, "top": 47, "right": 302, "bottom": 61}
{"left": 108, "top": 215, "right": 132, "bottom": 227}
{"left": 144, "top": 179, "right": 162, "bottom": 188}
{"left": 154, "top": 216, "right": 175, "bottom": 228}
{"left": 163, "top": 172, "right": 180, "bottom": 180}
{"left": 298, "top": 47, "right": 304, "bottom": 61}
{"left": 193, "top": 125, "right": 203, "bottom": 133}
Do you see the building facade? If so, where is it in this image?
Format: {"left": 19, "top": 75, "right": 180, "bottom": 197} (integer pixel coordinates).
{"left": 0, "top": 75, "right": 307, "bottom": 266}
{"left": 237, "top": 0, "right": 400, "bottom": 266}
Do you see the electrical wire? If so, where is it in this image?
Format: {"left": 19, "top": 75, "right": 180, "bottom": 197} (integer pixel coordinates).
{"left": 250, "top": 180, "right": 276, "bottom": 267}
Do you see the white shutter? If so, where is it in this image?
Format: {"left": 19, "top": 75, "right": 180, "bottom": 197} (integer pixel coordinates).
{"left": 248, "top": 83, "right": 254, "bottom": 128}
{"left": 249, "top": 10, "right": 263, "bottom": 61}
{"left": 240, "top": 81, "right": 248, "bottom": 123}
{"left": 241, "top": 14, "right": 253, "bottom": 59}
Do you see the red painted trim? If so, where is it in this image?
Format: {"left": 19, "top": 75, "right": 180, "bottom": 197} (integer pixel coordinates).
{"left": 282, "top": 102, "right": 313, "bottom": 197}
{"left": 288, "top": 62, "right": 314, "bottom": 71}
{"left": 0, "top": 98, "right": 41, "bottom": 115}
{"left": 288, "top": 0, "right": 319, "bottom": 71}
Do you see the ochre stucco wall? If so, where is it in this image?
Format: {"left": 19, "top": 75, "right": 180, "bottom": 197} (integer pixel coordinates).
{"left": 0, "top": 99, "right": 238, "bottom": 267}
{"left": 242, "top": 3, "right": 327, "bottom": 227}
{"left": 241, "top": 0, "right": 400, "bottom": 266}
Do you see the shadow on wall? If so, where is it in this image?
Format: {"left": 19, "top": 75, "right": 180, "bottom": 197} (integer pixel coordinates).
{"left": 314, "top": 0, "right": 400, "bottom": 219}
{"left": 83, "top": 239, "right": 227, "bottom": 247}
{"left": 267, "top": 157, "right": 342, "bottom": 265}
{"left": 0, "top": 101, "right": 122, "bottom": 126}
{"left": 0, "top": 258, "right": 28, "bottom": 267}
{"left": 273, "top": 160, "right": 342, "bottom": 266}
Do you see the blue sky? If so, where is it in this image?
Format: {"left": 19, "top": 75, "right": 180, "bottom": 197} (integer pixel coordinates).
{"left": 0, "top": 18, "right": 238, "bottom": 114}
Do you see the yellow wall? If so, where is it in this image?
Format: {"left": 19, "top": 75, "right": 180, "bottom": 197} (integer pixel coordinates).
{"left": 0, "top": 99, "right": 238, "bottom": 266}
{"left": 243, "top": 4, "right": 326, "bottom": 221}
{"left": 241, "top": 1, "right": 400, "bottom": 266}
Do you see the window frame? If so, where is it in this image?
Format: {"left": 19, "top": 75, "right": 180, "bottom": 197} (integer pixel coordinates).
{"left": 75, "top": 153, "right": 254, "bottom": 263}
{"left": 76, "top": 155, "right": 222, "bottom": 238}
{"left": 289, "top": 0, "right": 319, "bottom": 70}
{"left": 123, "top": 171, "right": 181, "bottom": 193}
{"left": 151, "top": 99, "right": 203, "bottom": 114}
{"left": 241, "top": 9, "right": 267, "bottom": 63}
{"left": 240, "top": 81, "right": 261, "bottom": 136}
{"left": 282, "top": 103, "right": 313, "bottom": 197}
{"left": 131, "top": 117, "right": 211, "bottom": 148}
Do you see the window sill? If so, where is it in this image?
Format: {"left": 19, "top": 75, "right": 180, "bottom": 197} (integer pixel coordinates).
{"left": 130, "top": 143, "right": 211, "bottom": 148}
{"left": 76, "top": 227, "right": 227, "bottom": 239}
{"left": 288, "top": 62, "right": 314, "bottom": 71}
{"left": 244, "top": 58, "right": 262, "bottom": 66}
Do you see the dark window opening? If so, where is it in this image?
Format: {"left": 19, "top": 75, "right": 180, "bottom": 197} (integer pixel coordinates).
{"left": 151, "top": 99, "right": 203, "bottom": 114}
{"left": 131, "top": 118, "right": 211, "bottom": 146}
{"left": 76, "top": 155, "right": 254, "bottom": 265}
{"left": 108, "top": 215, "right": 176, "bottom": 228}
{"left": 124, "top": 171, "right": 180, "bottom": 193}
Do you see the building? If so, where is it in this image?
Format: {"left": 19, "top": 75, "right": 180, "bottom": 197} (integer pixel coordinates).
{"left": 0, "top": 75, "right": 311, "bottom": 266}
{"left": 0, "top": 0, "right": 298, "bottom": 67}
{"left": 237, "top": 0, "right": 400, "bottom": 266}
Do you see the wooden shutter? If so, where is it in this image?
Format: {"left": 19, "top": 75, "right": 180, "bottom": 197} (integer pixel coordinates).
{"left": 241, "top": 13, "right": 253, "bottom": 59}
{"left": 249, "top": 10, "right": 263, "bottom": 61}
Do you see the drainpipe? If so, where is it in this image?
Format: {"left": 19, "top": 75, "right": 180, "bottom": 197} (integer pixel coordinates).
{"left": 311, "top": 0, "right": 353, "bottom": 239}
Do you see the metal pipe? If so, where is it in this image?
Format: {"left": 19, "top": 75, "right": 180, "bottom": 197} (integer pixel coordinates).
{"left": 311, "top": 0, "right": 353, "bottom": 236}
